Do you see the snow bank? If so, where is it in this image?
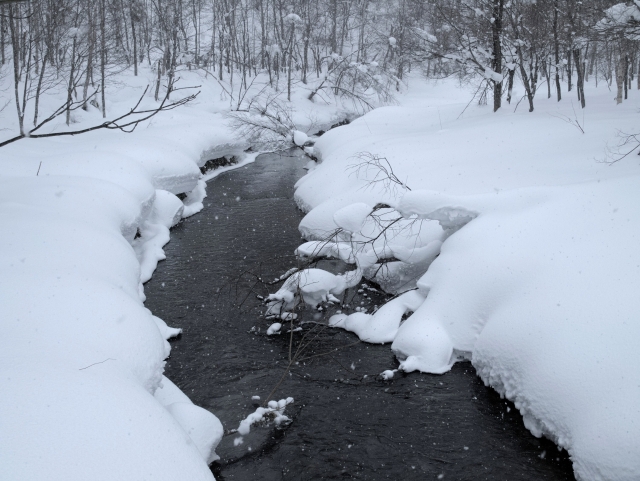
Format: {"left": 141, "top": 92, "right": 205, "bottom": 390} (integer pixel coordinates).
{"left": 390, "top": 178, "right": 640, "bottom": 479}
{"left": 289, "top": 78, "right": 640, "bottom": 479}
{"left": 0, "top": 175, "right": 219, "bottom": 480}
{"left": 0, "top": 68, "right": 253, "bottom": 480}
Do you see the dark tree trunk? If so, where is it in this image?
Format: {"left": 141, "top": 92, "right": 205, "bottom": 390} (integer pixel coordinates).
{"left": 491, "top": 0, "right": 504, "bottom": 112}
{"left": 506, "top": 68, "right": 515, "bottom": 103}
{"left": 573, "top": 48, "right": 585, "bottom": 108}
{"left": 100, "top": 0, "right": 107, "bottom": 118}
{"left": 553, "top": 0, "right": 562, "bottom": 101}
{"left": 9, "top": 6, "right": 24, "bottom": 136}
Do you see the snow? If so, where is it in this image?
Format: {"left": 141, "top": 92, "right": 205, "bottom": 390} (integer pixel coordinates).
{"left": 330, "top": 290, "right": 426, "bottom": 344}
{"left": 288, "top": 78, "right": 640, "bottom": 479}
{"left": 391, "top": 177, "right": 640, "bottom": 478}
{"left": 284, "top": 13, "right": 302, "bottom": 23}
{"left": 234, "top": 398, "right": 294, "bottom": 445}
{"left": 166, "top": 402, "right": 224, "bottom": 464}
{"left": 601, "top": 3, "right": 640, "bottom": 28}
{"left": 483, "top": 67, "right": 503, "bottom": 83}
{"left": 267, "top": 267, "right": 364, "bottom": 319}
{"left": 182, "top": 179, "right": 208, "bottom": 218}
{"left": 133, "top": 212, "right": 173, "bottom": 284}
{"left": 153, "top": 315, "right": 183, "bottom": 340}
{"left": 267, "top": 322, "right": 283, "bottom": 335}
{"left": 153, "top": 189, "right": 186, "bottom": 228}
{"left": 0, "top": 174, "right": 219, "bottom": 480}
{"left": 155, "top": 377, "right": 224, "bottom": 463}
{"left": 0, "top": 67, "right": 245, "bottom": 481}
{"left": 381, "top": 370, "right": 397, "bottom": 380}
{"left": 292, "top": 130, "right": 309, "bottom": 147}
{"left": 202, "top": 152, "right": 260, "bottom": 182}
{"left": 1, "top": 59, "right": 382, "bottom": 480}
{"left": 4, "top": 35, "right": 640, "bottom": 480}
{"left": 333, "top": 202, "right": 373, "bottom": 233}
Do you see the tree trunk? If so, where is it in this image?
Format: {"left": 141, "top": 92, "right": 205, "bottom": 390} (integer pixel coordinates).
{"left": 616, "top": 55, "right": 624, "bottom": 104}
{"left": 131, "top": 13, "right": 138, "bottom": 76}
{"left": 1, "top": 5, "right": 6, "bottom": 65}
{"left": 491, "top": 0, "right": 504, "bottom": 112}
{"left": 553, "top": 0, "right": 562, "bottom": 101}
{"left": 155, "top": 60, "right": 161, "bottom": 101}
{"left": 66, "top": 36, "right": 78, "bottom": 126}
{"left": 624, "top": 54, "right": 629, "bottom": 100}
{"left": 542, "top": 58, "right": 551, "bottom": 99}
{"left": 506, "top": 68, "right": 515, "bottom": 103}
{"left": 518, "top": 58, "right": 535, "bottom": 112}
{"left": 330, "top": 0, "right": 338, "bottom": 54}
{"left": 573, "top": 48, "right": 585, "bottom": 108}
{"left": 287, "top": 22, "right": 294, "bottom": 101}
{"left": 567, "top": 49, "right": 573, "bottom": 92}
{"left": 83, "top": 4, "right": 95, "bottom": 110}
{"left": 33, "top": 49, "right": 48, "bottom": 126}
{"left": 100, "top": 0, "right": 107, "bottom": 118}
{"left": 302, "top": 17, "right": 311, "bottom": 84}
{"left": 8, "top": 6, "right": 24, "bottom": 136}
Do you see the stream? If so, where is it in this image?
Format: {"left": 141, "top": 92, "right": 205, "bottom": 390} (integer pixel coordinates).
{"left": 143, "top": 150, "right": 576, "bottom": 480}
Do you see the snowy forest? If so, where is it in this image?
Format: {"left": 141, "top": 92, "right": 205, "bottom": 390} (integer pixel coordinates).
{"left": 1, "top": 0, "right": 640, "bottom": 481}
{"left": 3, "top": 0, "right": 640, "bottom": 133}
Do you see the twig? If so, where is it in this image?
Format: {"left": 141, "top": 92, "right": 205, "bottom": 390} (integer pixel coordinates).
{"left": 549, "top": 101, "right": 585, "bottom": 134}
{"left": 1, "top": 79, "right": 199, "bottom": 148}
{"left": 79, "top": 358, "right": 116, "bottom": 370}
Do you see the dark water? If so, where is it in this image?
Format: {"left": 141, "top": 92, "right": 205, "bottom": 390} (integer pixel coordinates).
{"left": 144, "top": 151, "right": 576, "bottom": 481}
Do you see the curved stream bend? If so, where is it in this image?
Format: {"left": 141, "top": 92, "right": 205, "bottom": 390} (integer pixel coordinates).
{"left": 144, "top": 151, "right": 575, "bottom": 481}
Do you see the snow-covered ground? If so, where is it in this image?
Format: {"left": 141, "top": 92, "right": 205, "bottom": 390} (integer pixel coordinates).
{"left": 0, "top": 65, "right": 373, "bottom": 480}
{"left": 290, "top": 80, "right": 640, "bottom": 480}
{"left": 3, "top": 57, "right": 639, "bottom": 480}
{"left": 0, "top": 71, "right": 235, "bottom": 481}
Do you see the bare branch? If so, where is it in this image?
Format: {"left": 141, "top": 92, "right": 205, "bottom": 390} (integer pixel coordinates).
{"left": 0, "top": 79, "right": 199, "bottom": 148}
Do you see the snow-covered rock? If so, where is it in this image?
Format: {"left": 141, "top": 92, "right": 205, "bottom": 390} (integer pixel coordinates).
{"left": 267, "top": 322, "right": 283, "bottom": 335}
{"left": 292, "top": 130, "right": 309, "bottom": 147}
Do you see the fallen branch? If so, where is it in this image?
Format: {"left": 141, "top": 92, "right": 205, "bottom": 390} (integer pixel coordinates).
{"left": 0, "top": 78, "right": 199, "bottom": 148}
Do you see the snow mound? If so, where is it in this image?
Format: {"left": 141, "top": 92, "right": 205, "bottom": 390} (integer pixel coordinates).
{"left": 394, "top": 178, "right": 640, "bottom": 480}
{"left": 267, "top": 268, "right": 357, "bottom": 312}
{"left": 291, "top": 80, "right": 640, "bottom": 479}
{"left": 267, "top": 323, "right": 282, "bottom": 335}
{"left": 292, "top": 130, "right": 309, "bottom": 147}
{"left": 234, "top": 398, "right": 294, "bottom": 446}
{"left": 153, "top": 190, "right": 185, "bottom": 228}
{"left": 333, "top": 202, "right": 373, "bottom": 233}
{"left": 0, "top": 174, "right": 218, "bottom": 481}
{"left": 182, "top": 179, "right": 208, "bottom": 218}
{"left": 166, "top": 402, "right": 224, "bottom": 464}
{"left": 296, "top": 240, "right": 356, "bottom": 263}
{"left": 329, "top": 289, "right": 425, "bottom": 343}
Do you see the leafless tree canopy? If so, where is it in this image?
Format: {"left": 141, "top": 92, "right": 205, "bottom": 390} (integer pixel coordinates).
{"left": 1, "top": 0, "right": 639, "bottom": 144}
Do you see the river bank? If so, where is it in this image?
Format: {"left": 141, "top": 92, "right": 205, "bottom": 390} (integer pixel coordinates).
{"left": 145, "top": 150, "right": 575, "bottom": 480}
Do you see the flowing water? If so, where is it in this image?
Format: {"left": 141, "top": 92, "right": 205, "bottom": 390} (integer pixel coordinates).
{"left": 144, "top": 151, "right": 576, "bottom": 481}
